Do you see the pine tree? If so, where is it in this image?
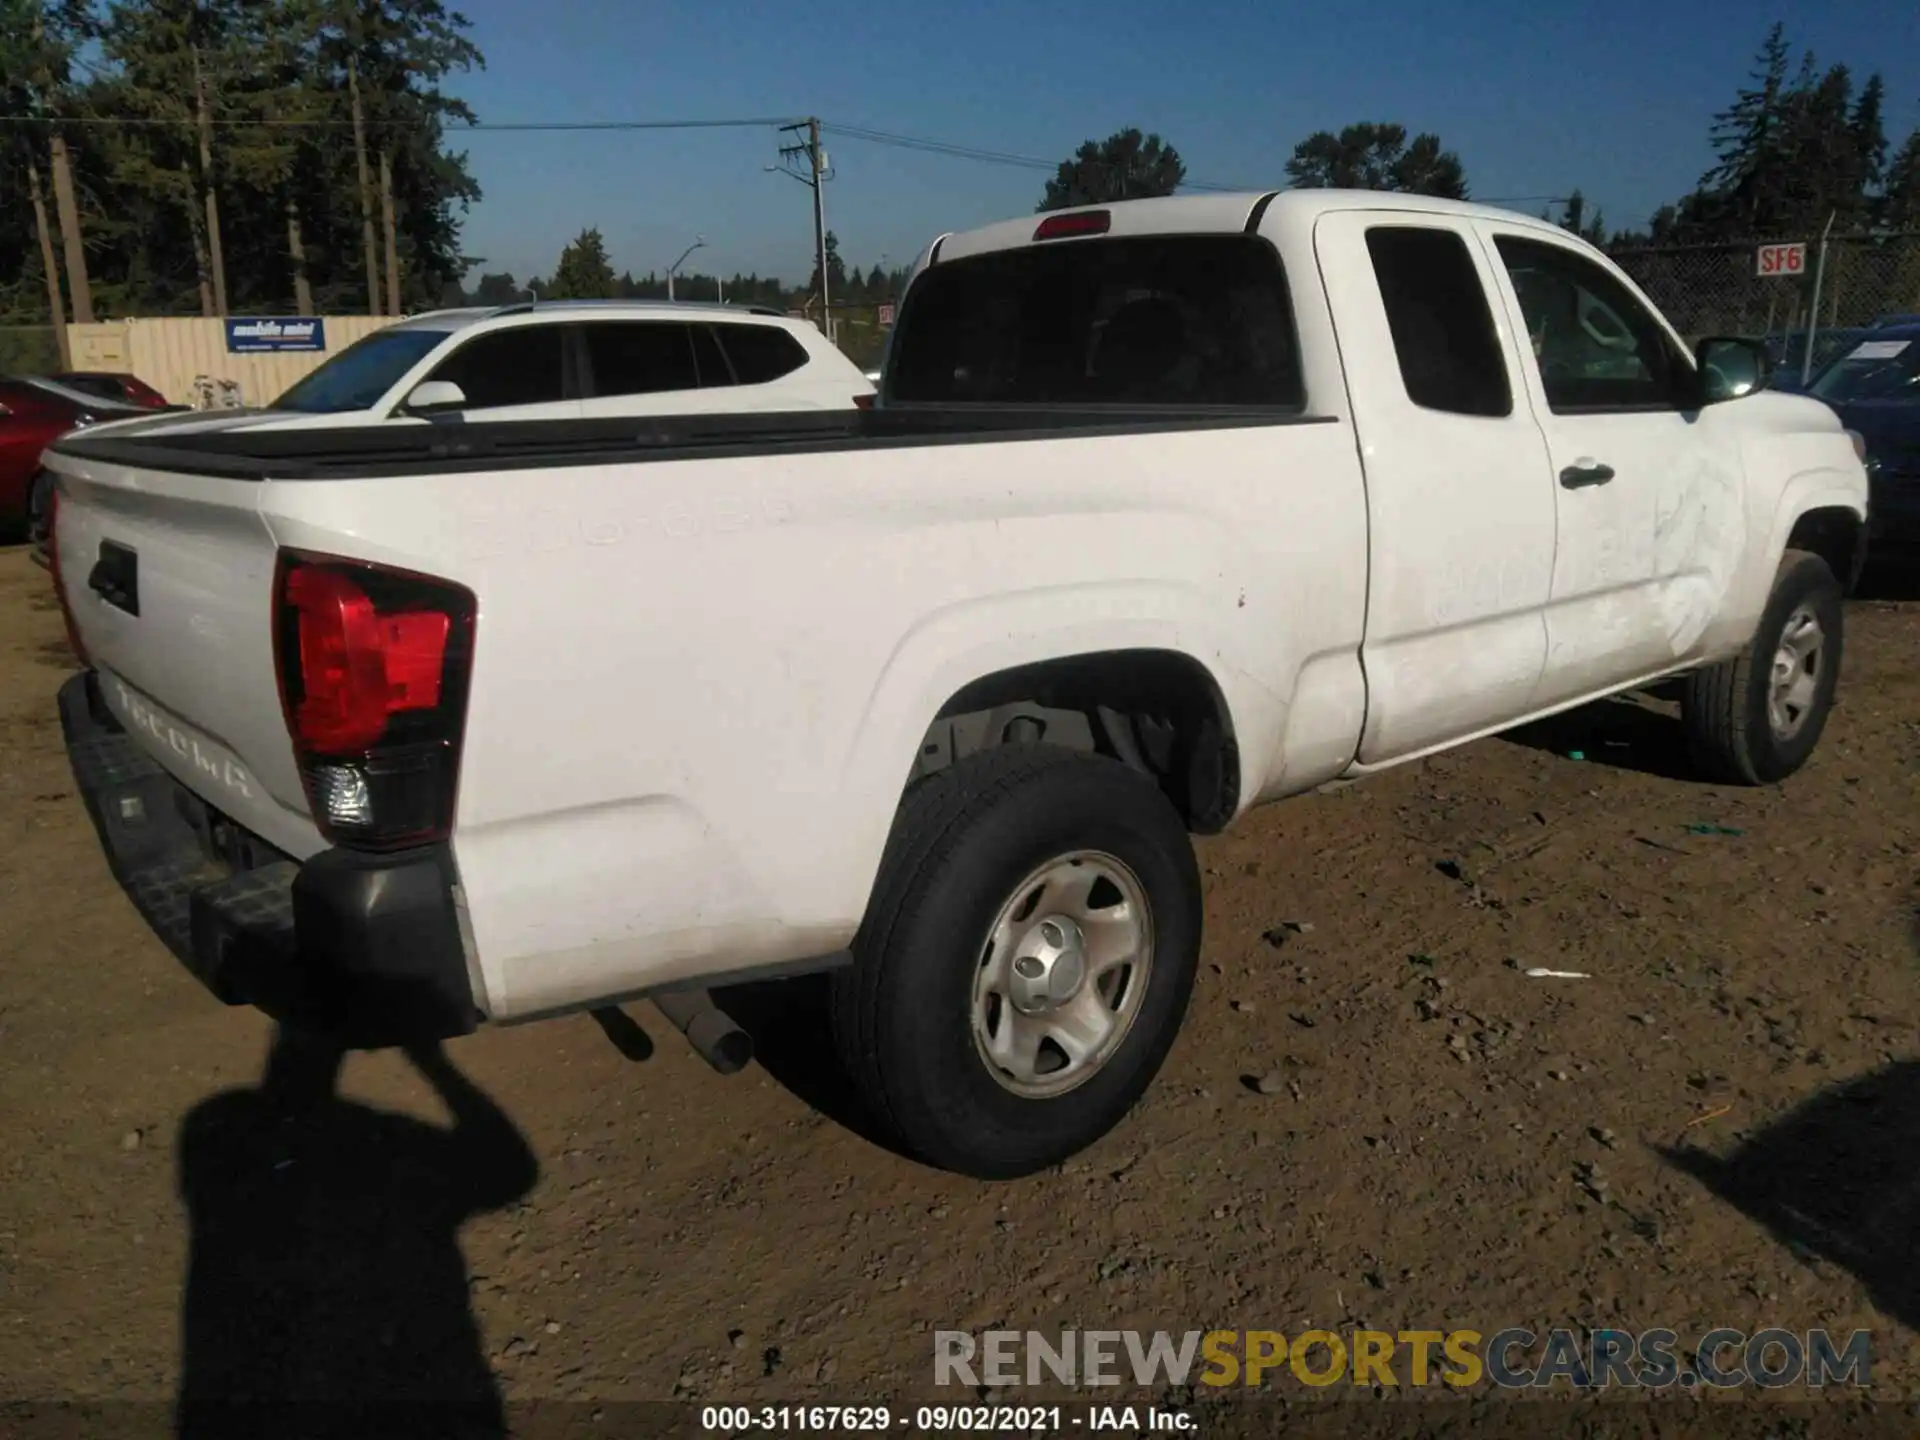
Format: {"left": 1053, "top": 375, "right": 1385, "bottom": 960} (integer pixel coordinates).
{"left": 1885, "top": 129, "right": 1920, "bottom": 230}
{"left": 547, "top": 228, "right": 616, "bottom": 299}
{"left": 1559, "top": 190, "right": 1607, "bottom": 246}
{"left": 1850, "top": 74, "right": 1888, "bottom": 194}
{"left": 1701, "top": 24, "right": 1794, "bottom": 229}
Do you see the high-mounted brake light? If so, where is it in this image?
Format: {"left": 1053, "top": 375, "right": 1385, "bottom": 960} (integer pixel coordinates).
{"left": 273, "top": 552, "right": 476, "bottom": 852}
{"left": 1033, "top": 209, "right": 1111, "bottom": 242}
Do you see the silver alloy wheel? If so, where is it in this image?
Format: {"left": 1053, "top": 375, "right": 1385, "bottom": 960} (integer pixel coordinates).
{"left": 1767, "top": 604, "right": 1825, "bottom": 741}
{"left": 970, "top": 851, "right": 1154, "bottom": 1100}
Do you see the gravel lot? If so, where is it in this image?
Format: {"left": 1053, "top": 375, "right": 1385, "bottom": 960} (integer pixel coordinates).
{"left": 1, "top": 544, "right": 1917, "bottom": 1428}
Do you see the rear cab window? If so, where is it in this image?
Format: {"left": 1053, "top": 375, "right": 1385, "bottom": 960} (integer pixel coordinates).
{"left": 886, "top": 234, "right": 1304, "bottom": 408}
{"left": 1364, "top": 226, "right": 1512, "bottom": 418}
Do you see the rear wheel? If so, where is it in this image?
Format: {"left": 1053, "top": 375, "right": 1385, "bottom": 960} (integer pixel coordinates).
{"left": 1682, "top": 548, "right": 1843, "bottom": 785}
{"left": 831, "top": 744, "right": 1201, "bottom": 1179}
{"left": 25, "top": 470, "right": 53, "bottom": 547}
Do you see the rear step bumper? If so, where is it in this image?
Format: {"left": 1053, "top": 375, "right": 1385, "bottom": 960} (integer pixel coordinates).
{"left": 57, "top": 670, "right": 482, "bottom": 1046}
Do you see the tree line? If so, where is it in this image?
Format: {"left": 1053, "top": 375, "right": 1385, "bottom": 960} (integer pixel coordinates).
{"left": 1037, "top": 22, "right": 1920, "bottom": 249}
{"left": 7, "top": 11, "right": 1917, "bottom": 347}
{"left": 2, "top": 0, "right": 482, "bottom": 338}
{"left": 453, "top": 226, "right": 913, "bottom": 314}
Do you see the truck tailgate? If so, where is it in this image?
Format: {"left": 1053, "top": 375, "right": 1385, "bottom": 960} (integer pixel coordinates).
{"left": 48, "top": 457, "right": 324, "bottom": 860}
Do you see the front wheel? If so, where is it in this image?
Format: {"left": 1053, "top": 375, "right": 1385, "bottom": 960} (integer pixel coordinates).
{"left": 1681, "top": 548, "right": 1843, "bottom": 785}
{"left": 831, "top": 745, "right": 1202, "bottom": 1179}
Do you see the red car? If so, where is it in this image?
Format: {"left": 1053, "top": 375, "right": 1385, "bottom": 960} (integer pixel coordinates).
{"left": 0, "top": 376, "right": 169, "bottom": 542}
{"left": 50, "top": 371, "right": 171, "bottom": 410}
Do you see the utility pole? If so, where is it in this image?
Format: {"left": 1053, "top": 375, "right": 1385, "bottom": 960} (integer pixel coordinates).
{"left": 32, "top": 8, "right": 91, "bottom": 325}
{"left": 193, "top": 47, "right": 228, "bottom": 316}
{"left": 26, "top": 155, "right": 70, "bottom": 367}
{"left": 287, "top": 197, "right": 313, "bottom": 316}
{"left": 380, "top": 150, "right": 401, "bottom": 315}
{"left": 775, "top": 118, "right": 832, "bottom": 341}
{"left": 348, "top": 55, "right": 381, "bottom": 315}
{"left": 49, "top": 138, "right": 92, "bottom": 323}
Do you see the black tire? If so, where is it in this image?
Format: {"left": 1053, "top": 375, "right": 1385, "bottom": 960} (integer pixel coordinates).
{"left": 24, "top": 470, "right": 53, "bottom": 547}
{"left": 831, "top": 744, "right": 1202, "bottom": 1179}
{"left": 1682, "top": 548, "right": 1843, "bottom": 785}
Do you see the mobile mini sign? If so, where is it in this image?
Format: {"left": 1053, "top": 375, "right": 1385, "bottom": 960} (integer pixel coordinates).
{"left": 1755, "top": 243, "right": 1807, "bottom": 278}
{"left": 225, "top": 317, "right": 326, "bottom": 353}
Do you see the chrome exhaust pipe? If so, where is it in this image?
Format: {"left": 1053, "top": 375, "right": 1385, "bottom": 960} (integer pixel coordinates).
{"left": 650, "top": 988, "right": 754, "bottom": 1075}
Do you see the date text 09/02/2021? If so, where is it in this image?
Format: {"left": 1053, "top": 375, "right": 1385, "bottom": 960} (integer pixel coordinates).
{"left": 699, "top": 1406, "right": 1193, "bottom": 1433}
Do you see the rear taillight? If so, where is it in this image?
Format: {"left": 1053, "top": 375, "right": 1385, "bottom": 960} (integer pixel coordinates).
{"left": 46, "top": 487, "right": 90, "bottom": 666}
{"left": 272, "top": 551, "right": 476, "bottom": 852}
{"left": 853, "top": 393, "right": 875, "bottom": 410}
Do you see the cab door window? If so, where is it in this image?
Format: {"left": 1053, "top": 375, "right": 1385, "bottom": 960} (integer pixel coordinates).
{"left": 1493, "top": 237, "right": 1690, "bottom": 412}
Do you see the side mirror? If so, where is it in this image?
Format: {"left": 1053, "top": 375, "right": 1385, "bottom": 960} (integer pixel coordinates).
{"left": 1694, "top": 336, "right": 1770, "bottom": 404}
{"left": 401, "top": 379, "right": 467, "bottom": 413}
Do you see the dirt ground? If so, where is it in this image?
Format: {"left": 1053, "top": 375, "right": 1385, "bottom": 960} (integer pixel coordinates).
{"left": 1, "top": 542, "right": 1918, "bottom": 1427}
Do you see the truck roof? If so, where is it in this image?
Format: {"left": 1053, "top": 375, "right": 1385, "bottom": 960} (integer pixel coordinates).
{"left": 931, "top": 188, "right": 1578, "bottom": 265}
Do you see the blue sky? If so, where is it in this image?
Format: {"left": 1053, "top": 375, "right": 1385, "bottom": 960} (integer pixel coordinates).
{"left": 447, "top": 0, "right": 1920, "bottom": 286}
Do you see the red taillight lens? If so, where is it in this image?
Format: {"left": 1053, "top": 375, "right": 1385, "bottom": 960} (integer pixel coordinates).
{"left": 1033, "top": 209, "right": 1111, "bottom": 242}
{"left": 46, "top": 486, "right": 90, "bottom": 666}
{"left": 274, "top": 552, "right": 476, "bottom": 852}
{"left": 285, "top": 566, "right": 450, "bottom": 752}
{"left": 853, "top": 393, "right": 874, "bottom": 410}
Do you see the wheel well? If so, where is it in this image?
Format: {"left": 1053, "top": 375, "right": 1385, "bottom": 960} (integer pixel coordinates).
{"left": 1787, "top": 506, "right": 1863, "bottom": 588}
{"left": 909, "top": 650, "right": 1240, "bottom": 833}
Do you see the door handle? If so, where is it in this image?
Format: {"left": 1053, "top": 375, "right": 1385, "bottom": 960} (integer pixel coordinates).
{"left": 1559, "top": 461, "right": 1615, "bottom": 489}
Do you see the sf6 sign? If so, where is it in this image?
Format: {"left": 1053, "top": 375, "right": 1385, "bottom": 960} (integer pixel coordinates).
{"left": 1756, "top": 243, "right": 1807, "bottom": 277}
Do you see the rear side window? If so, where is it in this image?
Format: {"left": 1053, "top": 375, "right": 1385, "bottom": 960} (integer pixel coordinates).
{"left": 887, "top": 234, "right": 1303, "bottom": 408}
{"left": 1365, "top": 227, "right": 1512, "bottom": 418}
{"left": 691, "top": 325, "right": 734, "bottom": 386}
{"left": 715, "top": 324, "right": 809, "bottom": 385}
{"left": 581, "top": 322, "right": 699, "bottom": 397}
{"left": 59, "top": 376, "right": 120, "bottom": 402}
{"left": 429, "top": 327, "right": 566, "bottom": 409}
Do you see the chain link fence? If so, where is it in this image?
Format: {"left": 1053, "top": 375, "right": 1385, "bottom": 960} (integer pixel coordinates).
{"left": 1612, "top": 233, "right": 1920, "bottom": 370}
{"left": 825, "top": 302, "right": 892, "bottom": 372}
{"left": 0, "top": 326, "right": 64, "bottom": 376}
{"left": 788, "top": 300, "right": 893, "bottom": 373}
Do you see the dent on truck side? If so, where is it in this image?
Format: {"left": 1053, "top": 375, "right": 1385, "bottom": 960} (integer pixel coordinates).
{"left": 1716, "top": 396, "right": 1868, "bottom": 651}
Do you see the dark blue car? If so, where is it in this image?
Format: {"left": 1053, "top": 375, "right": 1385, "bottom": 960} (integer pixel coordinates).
{"left": 1766, "top": 327, "right": 1875, "bottom": 392}
{"left": 1808, "top": 322, "right": 1920, "bottom": 547}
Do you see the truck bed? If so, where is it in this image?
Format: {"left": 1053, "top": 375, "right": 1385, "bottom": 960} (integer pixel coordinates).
{"left": 50, "top": 404, "right": 1329, "bottom": 481}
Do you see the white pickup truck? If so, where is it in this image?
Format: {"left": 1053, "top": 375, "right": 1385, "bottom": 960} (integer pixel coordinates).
{"left": 45, "top": 191, "right": 1868, "bottom": 1179}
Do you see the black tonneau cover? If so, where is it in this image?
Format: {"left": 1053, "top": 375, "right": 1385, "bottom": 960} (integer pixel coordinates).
{"left": 47, "top": 404, "right": 1329, "bottom": 482}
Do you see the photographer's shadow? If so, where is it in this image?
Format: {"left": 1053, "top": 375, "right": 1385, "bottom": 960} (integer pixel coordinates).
{"left": 175, "top": 1026, "right": 539, "bottom": 1438}
{"left": 1663, "top": 1059, "right": 1920, "bottom": 1332}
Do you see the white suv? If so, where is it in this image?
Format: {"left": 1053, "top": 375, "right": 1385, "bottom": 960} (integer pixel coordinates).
{"left": 175, "top": 301, "right": 875, "bottom": 433}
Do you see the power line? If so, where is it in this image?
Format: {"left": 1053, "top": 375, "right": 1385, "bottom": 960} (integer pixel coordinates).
{"left": 823, "top": 124, "right": 1569, "bottom": 210}
{"left": 821, "top": 122, "right": 1255, "bottom": 194}
{"left": 2, "top": 104, "right": 1577, "bottom": 211}
{"left": 2, "top": 112, "right": 800, "bottom": 131}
